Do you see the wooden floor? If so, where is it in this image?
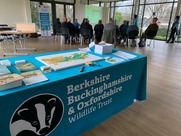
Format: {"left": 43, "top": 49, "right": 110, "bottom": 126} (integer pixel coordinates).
{"left": 1, "top": 37, "right": 181, "bottom": 136}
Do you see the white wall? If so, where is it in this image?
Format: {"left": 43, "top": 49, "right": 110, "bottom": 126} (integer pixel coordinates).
{"left": 0, "top": 0, "right": 109, "bottom": 27}
{"left": 0, "top": 0, "right": 31, "bottom": 26}
{"left": 75, "top": 0, "right": 85, "bottom": 24}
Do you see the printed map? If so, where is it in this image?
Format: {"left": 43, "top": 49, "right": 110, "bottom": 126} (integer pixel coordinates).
{"left": 36, "top": 51, "right": 103, "bottom": 70}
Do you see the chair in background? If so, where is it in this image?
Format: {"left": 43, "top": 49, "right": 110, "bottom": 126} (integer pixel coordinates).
{"left": 0, "top": 38, "right": 7, "bottom": 55}
{"left": 80, "top": 28, "right": 91, "bottom": 46}
{"left": 0, "top": 38, "right": 3, "bottom": 54}
{"left": 54, "top": 26, "right": 61, "bottom": 41}
{"left": 126, "top": 30, "right": 139, "bottom": 47}
{"left": 0, "top": 25, "right": 14, "bottom": 53}
{"left": 146, "top": 30, "right": 158, "bottom": 47}
{"left": 0, "top": 24, "right": 11, "bottom": 31}
{"left": 0, "top": 24, "right": 12, "bottom": 37}
{"left": 60, "top": 27, "right": 72, "bottom": 45}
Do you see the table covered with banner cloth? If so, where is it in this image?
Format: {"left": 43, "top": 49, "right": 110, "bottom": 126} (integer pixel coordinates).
{"left": 0, "top": 49, "right": 147, "bottom": 136}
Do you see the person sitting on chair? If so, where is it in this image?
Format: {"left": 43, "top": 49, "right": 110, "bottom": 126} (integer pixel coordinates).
{"left": 166, "top": 16, "right": 180, "bottom": 43}
{"left": 80, "top": 18, "right": 93, "bottom": 43}
{"left": 94, "top": 20, "right": 104, "bottom": 43}
{"left": 118, "top": 20, "right": 126, "bottom": 44}
{"left": 103, "top": 18, "right": 116, "bottom": 45}
{"left": 73, "top": 19, "right": 80, "bottom": 38}
{"left": 61, "top": 17, "right": 70, "bottom": 43}
{"left": 138, "top": 17, "right": 159, "bottom": 47}
{"left": 67, "top": 18, "right": 75, "bottom": 36}
{"left": 121, "top": 21, "right": 129, "bottom": 44}
{"left": 126, "top": 21, "right": 139, "bottom": 47}
{"left": 53, "top": 18, "right": 61, "bottom": 35}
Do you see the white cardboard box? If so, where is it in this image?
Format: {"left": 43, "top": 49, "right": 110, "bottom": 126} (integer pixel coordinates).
{"left": 94, "top": 43, "right": 113, "bottom": 54}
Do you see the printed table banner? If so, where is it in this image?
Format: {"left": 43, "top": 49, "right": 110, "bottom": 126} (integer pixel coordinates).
{"left": 0, "top": 50, "right": 147, "bottom": 136}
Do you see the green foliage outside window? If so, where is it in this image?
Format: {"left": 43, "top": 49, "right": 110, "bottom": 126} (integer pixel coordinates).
{"left": 115, "top": 11, "right": 123, "bottom": 25}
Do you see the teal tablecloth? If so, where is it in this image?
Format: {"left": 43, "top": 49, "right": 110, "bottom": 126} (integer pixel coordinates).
{"left": 0, "top": 49, "right": 147, "bottom": 136}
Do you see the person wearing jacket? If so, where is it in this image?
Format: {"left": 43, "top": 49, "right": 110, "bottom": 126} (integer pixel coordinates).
{"left": 166, "top": 16, "right": 180, "bottom": 43}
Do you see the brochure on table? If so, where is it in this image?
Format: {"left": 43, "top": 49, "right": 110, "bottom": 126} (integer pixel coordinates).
{"left": 21, "top": 70, "right": 48, "bottom": 86}
{"left": 15, "top": 62, "right": 37, "bottom": 72}
{"left": 113, "top": 51, "right": 137, "bottom": 60}
{"left": 105, "top": 57, "right": 124, "bottom": 64}
{"left": 0, "top": 65, "right": 11, "bottom": 76}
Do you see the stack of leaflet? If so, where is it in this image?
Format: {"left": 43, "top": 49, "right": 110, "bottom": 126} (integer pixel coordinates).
{"left": 0, "top": 65, "right": 11, "bottom": 76}
{"left": 15, "top": 60, "right": 37, "bottom": 73}
{"left": 0, "top": 74, "right": 24, "bottom": 91}
{"left": 94, "top": 43, "right": 113, "bottom": 54}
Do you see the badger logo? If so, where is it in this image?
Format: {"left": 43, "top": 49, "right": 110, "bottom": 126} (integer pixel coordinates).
{"left": 10, "top": 94, "right": 64, "bottom": 136}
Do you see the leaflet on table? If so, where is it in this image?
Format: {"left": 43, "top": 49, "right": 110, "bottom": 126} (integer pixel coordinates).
{"left": 0, "top": 74, "right": 24, "bottom": 91}
{"left": 15, "top": 62, "right": 37, "bottom": 72}
{"left": 0, "top": 65, "right": 11, "bottom": 76}
{"left": 21, "top": 70, "right": 48, "bottom": 86}
{"left": 0, "top": 59, "right": 11, "bottom": 66}
{"left": 105, "top": 57, "right": 124, "bottom": 64}
{"left": 113, "top": 51, "right": 137, "bottom": 60}
{"left": 79, "top": 47, "right": 91, "bottom": 52}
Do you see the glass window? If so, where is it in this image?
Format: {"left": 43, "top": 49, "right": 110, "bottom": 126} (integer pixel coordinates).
{"left": 106, "top": 2, "right": 111, "bottom": 8}
{"left": 89, "top": 1, "right": 99, "bottom": 6}
{"left": 30, "top": 1, "right": 40, "bottom": 32}
{"left": 116, "top": 0, "right": 134, "bottom": 6}
{"left": 66, "top": 5, "right": 74, "bottom": 22}
{"left": 146, "top": 0, "right": 174, "bottom": 4}
{"left": 80, "top": 0, "right": 87, "bottom": 5}
{"left": 140, "top": 0, "right": 146, "bottom": 4}
{"left": 115, "top": 6, "right": 133, "bottom": 26}
{"left": 177, "top": 25, "right": 181, "bottom": 42}
{"left": 56, "top": 4, "right": 64, "bottom": 22}
{"left": 55, "top": 0, "right": 74, "bottom": 3}
{"left": 139, "top": 2, "right": 176, "bottom": 40}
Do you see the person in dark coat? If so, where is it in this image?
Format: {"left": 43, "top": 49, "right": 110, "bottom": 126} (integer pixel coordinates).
{"left": 73, "top": 19, "right": 80, "bottom": 38}
{"left": 61, "top": 17, "right": 68, "bottom": 28}
{"left": 53, "top": 18, "right": 61, "bottom": 35}
{"left": 94, "top": 20, "right": 104, "bottom": 43}
{"left": 138, "top": 17, "right": 159, "bottom": 47}
{"left": 67, "top": 18, "right": 75, "bottom": 36}
{"left": 61, "top": 17, "right": 69, "bottom": 43}
{"left": 80, "top": 18, "right": 93, "bottom": 42}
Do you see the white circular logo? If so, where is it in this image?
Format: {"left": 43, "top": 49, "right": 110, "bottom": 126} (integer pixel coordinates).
{"left": 10, "top": 94, "right": 64, "bottom": 136}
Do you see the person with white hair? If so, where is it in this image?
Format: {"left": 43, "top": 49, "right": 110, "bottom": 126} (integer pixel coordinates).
{"left": 102, "top": 18, "right": 116, "bottom": 45}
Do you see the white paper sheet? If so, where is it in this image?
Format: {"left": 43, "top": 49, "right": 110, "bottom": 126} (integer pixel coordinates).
{"left": 113, "top": 51, "right": 137, "bottom": 60}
